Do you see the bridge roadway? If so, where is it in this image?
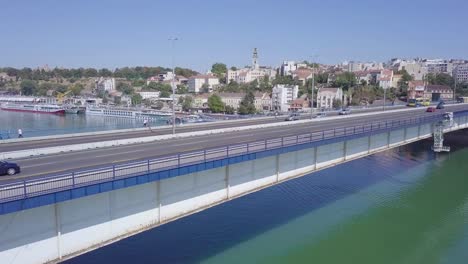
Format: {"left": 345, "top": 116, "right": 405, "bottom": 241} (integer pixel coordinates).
{"left": 0, "top": 105, "right": 408, "bottom": 153}
{"left": 2, "top": 104, "right": 468, "bottom": 183}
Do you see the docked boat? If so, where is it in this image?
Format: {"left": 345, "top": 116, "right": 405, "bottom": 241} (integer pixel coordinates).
{"left": 0, "top": 103, "right": 65, "bottom": 114}
{"left": 85, "top": 106, "right": 171, "bottom": 120}
{"left": 64, "top": 106, "right": 85, "bottom": 114}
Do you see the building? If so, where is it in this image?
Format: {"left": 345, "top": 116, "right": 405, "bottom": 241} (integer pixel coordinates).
{"left": 95, "top": 77, "right": 116, "bottom": 92}
{"left": 289, "top": 98, "right": 310, "bottom": 112}
{"left": 188, "top": 74, "right": 219, "bottom": 93}
{"left": 226, "top": 48, "right": 276, "bottom": 84}
{"left": 424, "top": 85, "right": 453, "bottom": 101}
{"left": 292, "top": 68, "right": 314, "bottom": 85}
{"left": 138, "top": 91, "right": 161, "bottom": 100}
{"left": 146, "top": 72, "right": 175, "bottom": 84}
{"left": 271, "top": 84, "right": 298, "bottom": 112}
{"left": 453, "top": 64, "right": 468, "bottom": 84}
{"left": 378, "top": 69, "right": 393, "bottom": 89}
{"left": 408, "top": 81, "right": 425, "bottom": 99}
{"left": 317, "top": 88, "right": 343, "bottom": 109}
{"left": 425, "top": 60, "right": 454, "bottom": 76}
{"left": 392, "top": 74, "right": 402, "bottom": 88}
{"left": 218, "top": 92, "right": 271, "bottom": 111}
{"left": 280, "top": 61, "right": 297, "bottom": 76}
{"left": 408, "top": 81, "right": 453, "bottom": 101}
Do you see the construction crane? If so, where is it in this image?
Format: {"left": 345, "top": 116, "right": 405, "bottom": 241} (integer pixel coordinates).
{"left": 55, "top": 90, "right": 72, "bottom": 104}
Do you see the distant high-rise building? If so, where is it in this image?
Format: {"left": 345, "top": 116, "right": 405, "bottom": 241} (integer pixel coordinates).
{"left": 453, "top": 64, "right": 468, "bottom": 84}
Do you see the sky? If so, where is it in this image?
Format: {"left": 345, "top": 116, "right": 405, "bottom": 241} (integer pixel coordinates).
{"left": 1, "top": 0, "right": 467, "bottom": 72}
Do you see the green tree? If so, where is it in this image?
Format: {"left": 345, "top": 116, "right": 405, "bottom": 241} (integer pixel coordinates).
{"left": 332, "top": 98, "right": 342, "bottom": 108}
{"left": 230, "top": 66, "right": 237, "bottom": 71}
{"left": 69, "top": 83, "right": 84, "bottom": 96}
{"left": 259, "top": 75, "right": 272, "bottom": 92}
{"left": 20, "top": 80, "right": 37, "bottom": 95}
{"left": 201, "top": 83, "right": 210, "bottom": 93}
{"left": 98, "top": 68, "right": 113, "bottom": 77}
{"left": 116, "top": 82, "right": 134, "bottom": 95}
{"left": 160, "top": 90, "right": 171, "bottom": 98}
{"left": 208, "top": 94, "right": 224, "bottom": 113}
{"left": 333, "top": 72, "right": 356, "bottom": 90}
{"left": 114, "top": 96, "right": 121, "bottom": 105}
{"left": 426, "top": 73, "right": 454, "bottom": 87}
{"left": 179, "top": 96, "right": 193, "bottom": 112}
{"left": 211, "top": 63, "right": 227, "bottom": 78}
{"left": 131, "top": 94, "right": 142, "bottom": 106}
{"left": 176, "top": 84, "right": 188, "bottom": 94}
{"left": 37, "top": 82, "right": 53, "bottom": 96}
{"left": 238, "top": 91, "right": 256, "bottom": 115}
{"left": 224, "top": 105, "right": 236, "bottom": 114}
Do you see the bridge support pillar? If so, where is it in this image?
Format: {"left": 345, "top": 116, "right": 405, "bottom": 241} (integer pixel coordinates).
{"left": 417, "top": 123, "right": 421, "bottom": 139}
{"left": 387, "top": 130, "right": 391, "bottom": 148}
{"left": 343, "top": 141, "right": 348, "bottom": 161}
{"left": 367, "top": 135, "right": 371, "bottom": 154}
{"left": 313, "top": 146, "right": 318, "bottom": 170}
{"left": 54, "top": 203, "right": 62, "bottom": 260}
{"left": 275, "top": 154, "right": 280, "bottom": 183}
{"left": 156, "top": 181, "right": 161, "bottom": 223}
{"left": 225, "top": 165, "right": 230, "bottom": 200}
{"left": 403, "top": 126, "right": 407, "bottom": 143}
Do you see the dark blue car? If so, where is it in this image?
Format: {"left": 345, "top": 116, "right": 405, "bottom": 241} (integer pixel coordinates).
{"left": 0, "top": 161, "right": 20, "bottom": 176}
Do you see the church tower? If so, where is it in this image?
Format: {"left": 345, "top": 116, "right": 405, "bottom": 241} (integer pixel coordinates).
{"left": 252, "top": 48, "right": 259, "bottom": 69}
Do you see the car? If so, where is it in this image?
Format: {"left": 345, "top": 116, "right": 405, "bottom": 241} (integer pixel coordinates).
{"left": 314, "top": 112, "right": 327, "bottom": 118}
{"left": 0, "top": 161, "right": 20, "bottom": 176}
{"left": 285, "top": 113, "right": 300, "bottom": 121}
{"left": 436, "top": 102, "right": 445, "bottom": 109}
{"left": 339, "top": 108, "right": 351, "bottom": 115}
{"left": 426, "top": 107, "right": 436, "bottom": 112}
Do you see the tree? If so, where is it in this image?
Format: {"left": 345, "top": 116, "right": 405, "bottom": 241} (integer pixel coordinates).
{"left": 211, "top": 63, "right": 227, "bottom": 79}
{"left": 426, "top": 73, "right": 454, "bottom": 87}
{"left": 333, "top": 72, "right": 356, "bottom": 90}
{"left": 230, "top": 66, "right": 238, "bottom": 71}
{"left": 259, "top": 75, "right": 272, "bottom": 92}
{"left": 20, "top": 80, "right": 37, "bottom": 95}
{"left": 273, "top": 75, "right": 296, "bottom": 86}
{"left": 315, "top": 73, "right": 329, "bottom": 84}
{"left": 176, "top": 84, "right": 188, "bottom": 94}
{"left": 201, "top": 83, "right": 210, "bottom": 93}
{"left": 332, "top": 98, "right": 342, "bottom": 109}
{"left": 179, "top": 96, "right": 193, "bottom": 112}
{"left": 208, "top": 94, "right": 224, "bottom": 113}
{"left": 131, "top": 94, "right": 142, "bottom": 106}
{"left": 160, "top": 90, "right": 171, "bottom": 98}
{"left": 224, "top": 105, "right": 235, "bottom": 114}
{"left": 116, "top": 82, "right": 134, "bottom": 95}
{"left": 69, "top": 83, "right": 84, "bottom": 96}
{"left": 238, "top": 91, "right": 256, "bottom": 115}
{"left": 114, "top": 96, "right": 121, "bottom": 105}
{"left": 98, "top": 68, "right": 113, "bottom": 77}
{"left": 154, "top": 101, "right": 164, "bottom": 110}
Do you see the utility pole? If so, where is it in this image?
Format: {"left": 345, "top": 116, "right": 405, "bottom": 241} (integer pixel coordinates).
{"left": 310, "top": 70, "right": 315, "bottom": 119}
{"left": 383, "top": 87, "right": 386, "bottom": 111}
{"left": 169, "top": 37, "right": 178, "bottom": 135}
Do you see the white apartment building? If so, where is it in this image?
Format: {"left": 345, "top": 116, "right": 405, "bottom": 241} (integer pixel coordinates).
{"left": 453, "top": 64, "right": 468, "bottom": 84}
{"left": 272, "top": 84, "right": 299, "bottom": 112}
{"left": 280, "top": 61, "right": 297, "bottom": 76}
{"left": 96, "top": 77, "right": 116, "bottom": 92}
{"left": 188, "top": 75, "right": 219, "bottom": 93}
{"left": 378, "top": 69, "right": 393, "bottom": 89}
{"left": 317, "top": 88, "right": 343, "bottom": 109}
{"left": 425, "top": 60, "right": 454, "bottom": 76}
{"left": 138, "top": 91, "right": 161, "bottom": 100}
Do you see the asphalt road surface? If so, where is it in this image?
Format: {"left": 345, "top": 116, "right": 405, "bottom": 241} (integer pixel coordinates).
{"left": 1, "top": 104, "right": 467, "bottom": 183}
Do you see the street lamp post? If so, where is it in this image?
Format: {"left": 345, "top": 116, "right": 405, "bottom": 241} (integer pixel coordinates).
{"left": 169, "top": 37, "right": 178, "bottom": 135}
{"left": 310, "top": 71, "right": 315, "bottom": 119}
{"left": 383, "top": 87, "right": 386, "bottom": 111}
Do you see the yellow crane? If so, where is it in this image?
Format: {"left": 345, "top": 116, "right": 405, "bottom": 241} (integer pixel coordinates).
{"left": 56, "top": 90, "right": 72, "bottom": 104}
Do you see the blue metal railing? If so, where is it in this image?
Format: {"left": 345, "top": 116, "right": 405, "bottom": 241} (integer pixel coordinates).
{"left": 1, "top": 111, "right": 466, "bottom": 204}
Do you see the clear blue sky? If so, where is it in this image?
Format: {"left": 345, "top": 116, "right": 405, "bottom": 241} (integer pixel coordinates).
{"left": 2, "top": 0, "right": 467, "bottom": 72}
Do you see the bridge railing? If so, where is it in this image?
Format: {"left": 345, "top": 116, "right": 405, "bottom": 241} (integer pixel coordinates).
{"left": 1, "top": 112, "right": 463, "bottom": 203}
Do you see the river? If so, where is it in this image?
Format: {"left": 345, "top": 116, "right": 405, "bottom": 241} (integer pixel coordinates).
{"left": 60, "top": 130, "right": 468, "bottom": 264}
{"left": 0, "top": 109, "right": 168, "bottom": 138}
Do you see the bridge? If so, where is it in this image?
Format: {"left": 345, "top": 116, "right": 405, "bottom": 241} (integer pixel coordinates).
{"left": 1, "top": 104, "right": 468, "bottom": 263}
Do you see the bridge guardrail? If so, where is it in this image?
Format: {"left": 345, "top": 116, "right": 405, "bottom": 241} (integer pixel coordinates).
{"left": 1, "top": 111, "right": 466, "bottom": 204}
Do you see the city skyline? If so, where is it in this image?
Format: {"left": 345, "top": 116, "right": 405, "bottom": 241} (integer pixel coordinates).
{"left": 2, "top": 0, "right": 467, "bottom": 72}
